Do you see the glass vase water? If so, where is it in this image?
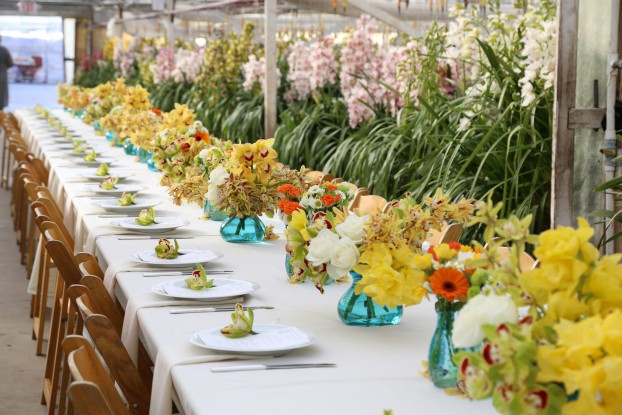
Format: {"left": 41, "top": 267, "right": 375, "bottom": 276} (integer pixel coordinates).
{"left": 337, "top": 271, "right": 403, "bottom": 326}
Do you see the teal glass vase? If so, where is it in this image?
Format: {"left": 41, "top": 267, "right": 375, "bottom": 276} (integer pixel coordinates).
{"left": 337, "top": 271, "right": 403, "bottom": 326}
{"left": 220, "top": 215, "right": 265, "bottom": 243}
{"left": 428, "top": 300, "right": 465, "bottom": 388}
{"left": 105, "top": 131, "right": 117, "bottom": 142}
{"left": 285, "top": 253, "right": 293, "bottom": 277}
{"left": 93, "top": 120, "right": 101, "bottom": 132}
{"left": 203, "top": 200, "right": 227, "bottom": 221}
{"left": 147, "top": 156, "right": 158, "bottom": 172}
{"left": 123, "top": 139, "right": 137, "bottom": 156}
{"left": 137, "top": 147, "right": 151, "bottom": 163}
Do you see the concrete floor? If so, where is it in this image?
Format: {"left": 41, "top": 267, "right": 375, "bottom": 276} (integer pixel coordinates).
{"left": 0, "top": 188, "right": 49, "bottom": 414}
{"left": 5, "top": 82, "right": 61, "bottom": 113}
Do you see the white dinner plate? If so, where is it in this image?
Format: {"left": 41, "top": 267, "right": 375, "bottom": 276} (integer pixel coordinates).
{"left": 152, "top": 278, "right": 258, "bottom": 301}
{"left": 129, "top": 249, "right": 223, "bottom": 267}
{"left": 115, "top": 216, "right": 189, "bottom": 233}
{"left": 190, "top": 324, "right": 316, "bottom": 356}
{"left": 83, "top": 183, "right": 146, "bottom": 196}
{"left": 79, "top": 172, "right": 134, "bottom": 182}
{"left": 70, "top": 158, "right": 116, "bottom": 166}
{"left": 91, "top": 197, "right": 161, "bottom": 213}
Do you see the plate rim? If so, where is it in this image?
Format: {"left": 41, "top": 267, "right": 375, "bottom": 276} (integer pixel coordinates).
{"left": 189, "top": 324, "right": 317, "bottom": 354}
{"left": 116, "top": 216, "right": 190, "bottom": 231}
{"left": 152, "top": 277, "right": 258, "bottom": 300}
{"left": 130, "top": 249, "right": 224, "bottom": 267}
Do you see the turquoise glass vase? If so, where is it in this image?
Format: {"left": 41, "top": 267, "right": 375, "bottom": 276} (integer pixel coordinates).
{"left": 105, "top": 131, "right": 117, "bottom": 142}
{"left": 203, "top": 200, "right": 227, "bottom": 221}
{"left": 285, "top": 253, "right": 293, "bottom": 277}
{"left": 123, "top": 139, "right": 137, "bottom": 156}
{"left": 93, "top": 120, "right": 101, "bottom": 132}
{"left": 137, "top": 147, "right": 151, "bottom": 163}
{"left": 428, "top": 300, "right": 467, "bottom": 388}
{"left": 337, "top": 271, "right": 403, "bottom": 326}
{"left": 147, "top": 155, "right": 158, "bottom": 172}
{"left": 220, "top": 215, "right": 265, "bottom": 243}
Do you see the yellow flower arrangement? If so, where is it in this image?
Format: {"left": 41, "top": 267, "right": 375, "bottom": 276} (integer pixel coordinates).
{"left": 206, "top": 138, "right": 299, "bottom": 218}
{"left": 123, "top": 84, "right": 151, "bottom": 111}
{"left": 353, "top": 190, "right": 475, "bottom": 307}
{"left": 452, "top": 204, "right": 622, "bottom": 415}
{"left": 161, "top": 103, "right": 195, "bottom": 131}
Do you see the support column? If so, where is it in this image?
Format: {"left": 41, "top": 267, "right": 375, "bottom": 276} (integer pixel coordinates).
{"left": 551, "top": 0, "right": 579, "bottom": 227}
{"left": 264, "top": 0, "right": 277, "bottom": 139}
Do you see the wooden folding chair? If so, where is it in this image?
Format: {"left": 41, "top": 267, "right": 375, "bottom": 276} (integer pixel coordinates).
{"left": 62, "top": 336, "right": 130, "bottom": 415}
{"left": 67, "top": 381, "right": 118, "bottom": 415}
{"left": 349, "top": 188, "right": 388, "bottom": 215}
{"left": 39, "top": 221, "right": 91, "bottom": 414}
{"left": 75, "top": 275, "right": 152, "bottom": 390}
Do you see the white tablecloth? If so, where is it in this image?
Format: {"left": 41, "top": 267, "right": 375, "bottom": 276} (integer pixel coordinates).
{"left": 16, "top": 108, "right": 497, "bottom": 415}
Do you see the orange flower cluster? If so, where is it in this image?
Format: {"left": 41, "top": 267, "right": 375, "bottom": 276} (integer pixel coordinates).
{"left": 321, "top": 193, "right": 341, "bottom": 207}
{"left": 277, "top": 184, "right": 302, "bottom": 197}
{"left": 278, "top": 198, "right": 302, "bottom": 215}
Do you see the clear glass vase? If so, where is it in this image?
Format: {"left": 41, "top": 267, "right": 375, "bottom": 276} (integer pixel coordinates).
{"left": 337, "top": 271, "right": 403, "bottom": 326}
{"left": 220, "top": 215, "right": 266, "bottom": 243}
{"left": 203, "top": 200, "right": 227, "bottom": 221}
{"left": 428, "top": 300, "right": 464, "bottom": 388}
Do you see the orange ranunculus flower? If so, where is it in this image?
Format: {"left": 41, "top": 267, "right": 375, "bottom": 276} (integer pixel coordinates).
{"left": 284, "top": 201, "right": 302, "bottom": 215}
{"left": 321, "top": 194, "right": 338, "bottom": 206}
{"left": 429, "top": 267, "right": 469, "bottom": 302}
{"left": 325, "top": 183, "right": 338, "bottom": 191}
{"left": 278, "top": 197, "right": 290, "bottom": 211}
{"left": 278, "top": 184, "right": 294, "bottom": 194}
{"left": 289, "top": 187, "right": 302, "bottom": 197}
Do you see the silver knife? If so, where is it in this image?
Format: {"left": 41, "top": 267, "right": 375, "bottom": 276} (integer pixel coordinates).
{"left": 117, "top": 236, "right": 194, "bottom": 240}
{"left": 142, "top": 270, "right": 233, "bottom": 277}
{"left": 170, "top": 306, "right": 273, "bottom": 314}
{"left": 210, "top": 363, "right": 336, "bottom": 372}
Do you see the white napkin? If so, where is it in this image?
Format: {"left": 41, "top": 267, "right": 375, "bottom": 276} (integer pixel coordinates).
{"left": 136, "top": 249, "right": 221, "bottom": 265}
{"left": 102, "top": 261, "right": 194, "bottom": 297}
{"left": 149, "top": 342, "right": 256, "bottom": 415}
{"left": 121, "top": 293, "right": 244, "bottom": 365}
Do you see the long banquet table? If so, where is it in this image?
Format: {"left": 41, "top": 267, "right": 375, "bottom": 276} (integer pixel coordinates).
{"left": 16, "top": 108, "right": 497, "bottom": 415}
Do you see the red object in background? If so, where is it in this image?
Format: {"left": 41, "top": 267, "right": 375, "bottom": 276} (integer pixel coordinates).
{"left": 15, "top": 56, "right": 43, "bottom": 83}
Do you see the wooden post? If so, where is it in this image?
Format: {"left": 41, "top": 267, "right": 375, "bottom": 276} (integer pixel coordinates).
{"left": 264, "top": 0, "right": 277, "bottom": 139}
{"left": 551, "top": 0, "right": 579, "bottom": 227}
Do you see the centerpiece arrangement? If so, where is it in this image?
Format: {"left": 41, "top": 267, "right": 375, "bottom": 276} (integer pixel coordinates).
{"left": 206, "top": 138, "right": 304, "bottom": 243}
{"left": 285, "top": 189, "right": 476, "bottom": 326}
{"left": 438, "top": 200, "right": 622, "bottom": 414}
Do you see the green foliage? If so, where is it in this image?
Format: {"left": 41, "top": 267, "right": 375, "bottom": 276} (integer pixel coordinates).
{"left": 74, "top": 60, "right": 116, "bottom": 88}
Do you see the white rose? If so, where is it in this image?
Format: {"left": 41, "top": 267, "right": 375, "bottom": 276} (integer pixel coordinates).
{"left": 205, "top": 185, "right": 221, "bottom": 205}
{"left": 208, "top": 165, "right": 229, "bottom": 186}
{"left": 336, "top": 214, "right": 370, "bottom": 244}
{"left": 326, "top": 237, "right": 359, "bottom": 280}
{"left": 306, "top": 229, "right": 339, "bottom": 266}
{"left": 452, "top": 293, "right": 519, "bottom": 348}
